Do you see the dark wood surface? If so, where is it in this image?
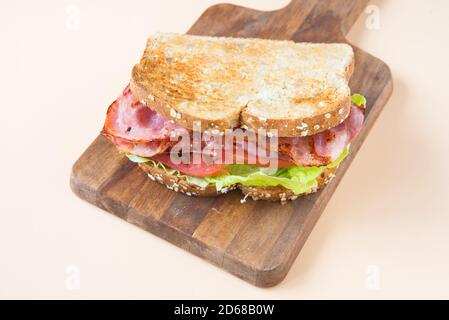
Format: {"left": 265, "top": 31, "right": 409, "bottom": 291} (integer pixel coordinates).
{"left": 71, "top": 0, "right": 393, "bottom": 287}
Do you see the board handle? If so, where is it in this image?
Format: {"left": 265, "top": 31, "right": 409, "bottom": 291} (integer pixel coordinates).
{"left": 280, "top": 0, "right": 370, "bottom": 41}
{"left": 189, "top": 0, "right": 369, "bottom": 41}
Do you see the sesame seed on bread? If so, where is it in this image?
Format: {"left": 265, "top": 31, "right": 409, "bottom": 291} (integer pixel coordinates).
{"left": 130, "top": 33, "right": 354, "bottom": 137}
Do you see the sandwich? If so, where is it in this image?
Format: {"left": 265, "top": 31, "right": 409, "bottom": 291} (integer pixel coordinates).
{"left": 102, "top": 33, "right": 366, "bottom": 203}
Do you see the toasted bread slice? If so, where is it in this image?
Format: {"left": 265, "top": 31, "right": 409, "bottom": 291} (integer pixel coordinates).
{"left": 131, "top": 33, "right": 354, "bottom": 137}
{"left": 138, "top": 162, "right": 337, "bottom": 203}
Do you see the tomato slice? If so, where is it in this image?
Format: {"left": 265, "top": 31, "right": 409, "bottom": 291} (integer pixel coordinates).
{"left": 151, "top": 153, "right": 228, "bottom": 177}
{"left": 151, "top": 148, "right": 295, "bottom": 178}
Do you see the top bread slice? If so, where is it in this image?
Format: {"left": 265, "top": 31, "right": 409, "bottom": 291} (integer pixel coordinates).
{"left": 130, "top": 33, "right": 354, "bottom": 137}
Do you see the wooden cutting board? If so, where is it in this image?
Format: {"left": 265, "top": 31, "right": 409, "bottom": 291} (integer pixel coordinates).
{"left": 71, "top": 0, "right": 392, "bottom": 287}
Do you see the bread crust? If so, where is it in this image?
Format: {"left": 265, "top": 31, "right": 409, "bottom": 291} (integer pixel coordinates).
{"left": 138, "top": 162, "right": 337, "bottom": 203}
{"left": 241, "top": 97, "right": 351, "bottom": 137}
{"left": 138, "top": 162, "right": 234, "bottom": 197}
{"left": 130, "top": 33, "right": 355, "bottom": 137}
{"left": 242, "top": 57, "right": 354, "bottom": 136}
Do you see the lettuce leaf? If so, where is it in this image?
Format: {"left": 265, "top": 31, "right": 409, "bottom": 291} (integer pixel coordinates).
{"left": 126, "top": 154, "right": 180, "bottom": 175}
{"left": 206, "top": 147, "right": 349, "bottom": 195}
{"left": 185, "top": 176, "right": 210, "bottom": 188}
{"left": 351, "top": 93, "right": 367, "bottom": 107}
{"left": 126, "top": 153, "right": 151, "bottom": 163}
{"left": 126, "top": 146, "right": 350, "bottom": 194}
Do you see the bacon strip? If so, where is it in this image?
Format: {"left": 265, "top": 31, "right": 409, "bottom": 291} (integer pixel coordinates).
{"left": 279, "top": 137, "right": 328, "bottom": 166}
{"left": 102, "top": 86, "right": 365, "bottom": 171}
{"left": 104, "top": 135, "right": 172, "bottom": 157}
{"left": 102, "top": 85, "right": 188, "bottom": 142}
{"left": 280, "top": 105, "right": 364, "bottom": 166}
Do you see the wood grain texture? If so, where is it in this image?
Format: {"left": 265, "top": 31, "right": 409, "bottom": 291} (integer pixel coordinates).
{"left": 70, "top": 0, "right": 392, "bottom": 287}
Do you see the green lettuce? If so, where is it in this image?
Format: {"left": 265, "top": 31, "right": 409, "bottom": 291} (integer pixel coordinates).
{"left": 126, "top": 148, "right": 349, "bottom": 194}
{"left": 351, "top": 93, "right": 367, "bottom": 107}
{"left": 205, "top": 147, "right": 348, "bottom": 195}
{"left": 126, "top": 154, "right": 178, "bottom": 174}
{"left": 126, "top": 153, "right": 151, "bottom": 163}
{"left": 185, "top": 176, "right": 210, "bottom": 188}
{"left": 126, "top": 145, "right": 352, "bottom": 195}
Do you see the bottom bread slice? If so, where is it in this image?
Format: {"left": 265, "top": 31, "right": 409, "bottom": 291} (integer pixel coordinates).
{"left": 138, "top": 163, "right": 337, "bottom": 203}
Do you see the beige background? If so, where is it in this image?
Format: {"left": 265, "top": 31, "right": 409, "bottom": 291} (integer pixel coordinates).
{"left": 1, "top": 0, "right": 448, "bottom": 299}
